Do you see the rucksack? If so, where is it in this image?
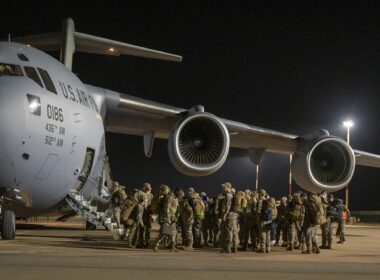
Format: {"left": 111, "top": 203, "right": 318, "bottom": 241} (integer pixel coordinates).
{"left": 270, "top": 199, "right": 278, "bottom": 220}
{"left": 150, "top": 194, "right": 161, "bottom": 215}
{"left": 189, "top": 194, "right": 205, "bottom": 219}
{"left": 308, "top": 196, "right": 326, "bottom": 225}
{"left": 288, "top": 202, "right": 301, "bottom": 222}
{"left": 120, "top": 198, "right": 137, "bottom": 223}
{"left": 261, "top": 201, "right": 272, "bottom": 222}
{"left": 233, "top": 191, "right": 247, "bottom": 213}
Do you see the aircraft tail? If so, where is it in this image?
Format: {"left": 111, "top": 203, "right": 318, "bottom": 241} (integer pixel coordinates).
{"left": 9, "top": 18, "right": 182, "bottom": 70}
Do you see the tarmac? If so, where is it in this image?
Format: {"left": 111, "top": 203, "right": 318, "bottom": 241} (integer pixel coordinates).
{"left": 0, "top": 218, "right": 379, "bottom": 280}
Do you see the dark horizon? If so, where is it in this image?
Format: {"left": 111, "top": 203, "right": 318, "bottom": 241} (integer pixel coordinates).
{"left": 2, "top": 1, "right": 380, "bottom": 210}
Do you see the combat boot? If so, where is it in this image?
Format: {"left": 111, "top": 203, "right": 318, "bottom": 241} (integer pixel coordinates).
{"left": 220, "top": 248, "right": 231, "bottom": 253}
{"left": 319, "top": 244, "right": 328, "bottom": 249}
{"left": 314, "top": 245, "right": 321, "bottom": 254}
{"left": 232, "top": 247, "right": 238, "bottom": 253}
{"left": 169, "top": 244, "right": 180, "bottom": 253}
{"left": 302, "top": 248, "right": 312, "bottom": 254}
{"left": 183, "top": 245, "right": 193, "bottom": 251}
{"left": 153, "top": 245, "right": 159, "bottom": 252}
{"left": 286, "top": 244, "right": 294, "bottom": 251}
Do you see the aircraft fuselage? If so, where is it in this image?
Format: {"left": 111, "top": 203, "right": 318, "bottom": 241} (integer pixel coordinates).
{"left": 0, "top": 42, "right": 106, "bottom": 217}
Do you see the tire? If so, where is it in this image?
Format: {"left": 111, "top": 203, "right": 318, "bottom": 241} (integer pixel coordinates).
{"left": 86, "top": 221, "right": 96, "bottom": 230}
{"left": 1, "top": 210, "right": 16, "bottom": 240}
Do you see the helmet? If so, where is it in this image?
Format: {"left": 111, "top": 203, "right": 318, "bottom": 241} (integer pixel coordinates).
{"left": 142, "top": 182, "right": 152, "bottom": 191}
{"left": 160, "top": 184, "right": 170, "bottom": 195}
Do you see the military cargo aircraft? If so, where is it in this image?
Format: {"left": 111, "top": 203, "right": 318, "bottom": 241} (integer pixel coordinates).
{"left": 0, "top": 18, "right": 379, "bottom": 240}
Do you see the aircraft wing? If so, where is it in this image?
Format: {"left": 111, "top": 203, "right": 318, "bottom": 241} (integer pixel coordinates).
{"left": 89, "top": 86, "right": 380, "bottom": 169}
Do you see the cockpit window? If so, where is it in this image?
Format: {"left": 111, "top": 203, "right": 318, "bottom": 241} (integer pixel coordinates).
{"left": 37, "top": 68, "right": 57, "bottom": 94}
{"left": 24, "top": 66, "right": 43, "bottom": 88}
{"left": 0, "top": 63, "right": 23, "bottom": 76}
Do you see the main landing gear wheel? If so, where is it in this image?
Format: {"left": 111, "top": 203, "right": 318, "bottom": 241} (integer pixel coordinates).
{"left": 1, "top": 210, "right": 16, "bottom": 240}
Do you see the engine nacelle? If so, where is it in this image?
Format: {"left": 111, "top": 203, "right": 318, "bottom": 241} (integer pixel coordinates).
{"left": 168, "top": 113, "right": 230, "bottom": 176}
{"left": 292, "top": 136, "right": 356, "bottom": 193}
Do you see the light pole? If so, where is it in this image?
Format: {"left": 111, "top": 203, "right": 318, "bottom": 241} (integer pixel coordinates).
{"left": 255, "top": 164, "right": 259, "bottom": 191}
{"left": 343, "top": 120, "right": 354, "bottom": 208}
{"left": 289, "top": 154, "right": 293, "bottom": 198}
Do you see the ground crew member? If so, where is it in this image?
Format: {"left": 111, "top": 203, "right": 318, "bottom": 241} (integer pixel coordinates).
{"left": 336, "top": 198, "right": 350, "bottom": 244}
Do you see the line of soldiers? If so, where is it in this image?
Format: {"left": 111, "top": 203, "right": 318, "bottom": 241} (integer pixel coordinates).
{"left": 110, "top": 181, "right": 350, "bottom": 254}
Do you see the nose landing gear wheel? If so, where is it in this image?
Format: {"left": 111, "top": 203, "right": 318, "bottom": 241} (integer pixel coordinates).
{"left": 1, "top": 210, "right": 16, "bottom": 240}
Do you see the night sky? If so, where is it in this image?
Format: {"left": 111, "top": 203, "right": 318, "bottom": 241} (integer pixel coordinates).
{"left": 2, "top": 1, "right": 380, "bottom": 210}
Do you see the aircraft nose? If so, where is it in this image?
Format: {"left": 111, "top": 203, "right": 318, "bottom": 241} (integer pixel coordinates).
{"left": 0, "top": 79, "right": 28, "bottom": 187}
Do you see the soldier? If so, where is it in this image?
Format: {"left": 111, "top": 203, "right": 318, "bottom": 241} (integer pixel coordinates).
{"left": 219, "top": 182, "right": 234, "bottom": 253}
{"left": 110, "top": 181, "right": 127, "bottom": 229}
{"left": 241, "top": 189, "right": 253, "bottom": 250}
{"left": 213, "top": 186, "right": 228, "bottom": 248}
{"left": 275, "top": 196, "right": 288, "bottom": 247}
{"left": 302, "top": 193, "right": 324, "bottom": 254}
{"left": 335, "top": 198, "right": 350, "bottom": 244}
{"left": 175, "top": 188, "right": 194, "bottom": 251}
{"left": 139, "top": 182, "right": 153, "bottom": 247}
{"left": 203, "top": 197, "right": 215, "bottom": 246}
{"left": 153, "top": 185, "right": 179, "bottom": 252}
{"left": 187, "top": 188, "right": 205, "bottom": 248}
{"left": 286, "top": 192, "right": 303, "bottom": 251}
{"left": 269, "top": 197, "right": 278, "bottom": 245}
{"left": 125, "top": 189, "right": 146, "bottom": 248}
{"left": 224, "top": 193, "right": 242, "bottom": 253}
{"left": 258, "top": 196, "right": 272, "bottom": 253}
{"left": 249, "top": 191, "right": 261, "bottom": 251}
{"left": 320, "top": 193, "right": 338, "bottom": 249}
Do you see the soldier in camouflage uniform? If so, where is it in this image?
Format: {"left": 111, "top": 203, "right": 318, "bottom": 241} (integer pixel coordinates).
{"left": 125, "top": 189, "right": 146, "bottom": 248}
{"left": 218, "top": 182, "right": 233, "bottom": 253}
{"left": 286, "top": 193, "right": 303, "bottom": 251}
{"left": 213, "top": 188, "right": 227, "bottom": 247}
{"left": 258, "top": 196, "right": 272, "bottom": 253}
{"left": 302, "top": 193, "right": 323, "bottom": 254}
{"left": 175, "top": 188, "right": 194, "bottom": 251}
{"left": 139, "top": 182, "right": 153, "bottom": 247}
{"left": 202, "top": 197, "right": 215, "bottom": 246}
{"left": 275, "top": 196, "right": 288, "bottom": 247}
{"left": 188, "top": 188, "right": 205, "bottom": 248}
{"left": 241, "top": 189, "right": 253, "bottom": 250}
{"left": 110, "top": 181, "right": 127, "bottom": 229}
{"left": 153, "top": 185, "right": 179, "bottom": 252}
{"left": 320, "top": 194, "right": 337, "bottom": 249}
{"left": 249, "top": 191, "right": 261, "bottom": 251}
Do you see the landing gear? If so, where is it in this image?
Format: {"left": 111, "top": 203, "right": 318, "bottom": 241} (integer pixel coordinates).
{"left": 1, "top": 210, "right": 16, "bottom": 240}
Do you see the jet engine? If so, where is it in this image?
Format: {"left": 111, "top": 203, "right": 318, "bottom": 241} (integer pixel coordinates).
{"left": 292, "top": 136, "right": 356, "bottom": 193}
{"left": 168, "top": 113, "right": 230, "bottom": 176}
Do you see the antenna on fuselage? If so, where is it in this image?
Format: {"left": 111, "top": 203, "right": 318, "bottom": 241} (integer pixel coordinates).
{"left": 8, "top": 33, "right": 10, "bottom": 42}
